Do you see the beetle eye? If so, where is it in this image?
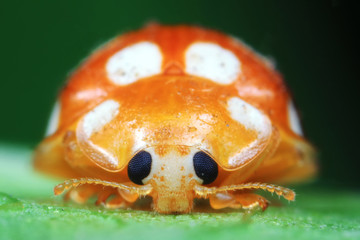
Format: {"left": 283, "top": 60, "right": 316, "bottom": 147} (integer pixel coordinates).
{"left": 193, "top": 151, "right": 218, "bottom": 185}
{"left": 127, "top": 151, "right": 152, "bottom": 185}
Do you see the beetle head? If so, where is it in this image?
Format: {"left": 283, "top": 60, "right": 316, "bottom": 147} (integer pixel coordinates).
{"left": 130, "top": 146, "right": 207, "bottom": 213}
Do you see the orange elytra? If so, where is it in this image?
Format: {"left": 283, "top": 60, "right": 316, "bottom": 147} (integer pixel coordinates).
{"left": 34, "top": 24, "right": 316, "bottom": 214}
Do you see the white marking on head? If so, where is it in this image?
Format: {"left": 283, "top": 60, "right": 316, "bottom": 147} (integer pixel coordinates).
{"left": 45, "top": 101, "right": 60, "bottom": 136}
{"left": 288, "top": 100, "right": 303, "bottom": 136}
{"left": 143, "top": 147, "right": 202, "bottom": 186}
{"left": 142, "top": 147, "right": 203, "bottom": 213}
{"left": 132, "top": 128, "right": 148, "bottom": 152}
{"left": 106, "top": 41, "right": 162, "bottom": 85}
{"left": 82, "top": 99, "right": 120, "bottom": 138}
{"left": 185, "top": 42, "right": 241, "bottom": 84}
{"left": 227, "top": 97, "right": 271, "bottom": 138}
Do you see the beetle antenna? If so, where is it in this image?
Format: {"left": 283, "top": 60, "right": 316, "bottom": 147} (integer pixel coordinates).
{"left": 54, "top": 178, "right": 152, "bottom": 196}
{"left": 194, "top": 182, "right": 295, "bottom": 201}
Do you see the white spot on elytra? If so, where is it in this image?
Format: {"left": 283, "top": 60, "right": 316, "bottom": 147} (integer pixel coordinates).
{"left": 185, "top": 42, "right": 241, "bottom": 84}
{"left": 226, "top": 97, "right": 272, "bottom": 167}
{"left": 82, "top": 100, "right": 120, "bottom": 138}
{"left": 106, "top": 41, "right": 162, "bottom": 85}
{"left": 227, "top": 97, "right": 271, "bottom": 138}
{"left": 288, "top": 100, "right": 303, "bottom": 136}
{"left": 228, "top": 141, "right": 259, "bottom": 167}
{"left": 45, "top": 101, "right": 60, "bottom": 136}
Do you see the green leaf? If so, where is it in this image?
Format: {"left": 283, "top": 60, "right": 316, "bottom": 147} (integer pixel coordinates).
{"left": 0, "top": 144, "right": 359, "bottom": 240}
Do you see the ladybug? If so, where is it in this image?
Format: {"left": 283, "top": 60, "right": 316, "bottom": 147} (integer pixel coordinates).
{"left": 34, "top": 24, "right": 316, "bottom": 214}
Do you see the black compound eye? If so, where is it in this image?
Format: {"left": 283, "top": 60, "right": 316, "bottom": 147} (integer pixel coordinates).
{"left": 193, "top": 151, "right": 218, "bottom": 185}
{"left": 127, "top": 151, "right": 152, "bottom": 185}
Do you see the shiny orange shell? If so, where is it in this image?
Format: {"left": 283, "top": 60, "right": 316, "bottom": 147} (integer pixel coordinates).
{"left": 34, "top": 24, "right": 316, "bottom": 213}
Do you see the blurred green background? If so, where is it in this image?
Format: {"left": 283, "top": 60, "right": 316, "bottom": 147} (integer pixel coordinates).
{"left": 0, "top": 0, "right": 359, "bottom": 189}
{"left": 1, "top": 1, "right": 360, "bottom": 239}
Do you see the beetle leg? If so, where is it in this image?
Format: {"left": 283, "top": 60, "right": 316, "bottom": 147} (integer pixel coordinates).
{"left": 209, "top": 192, "right": 269, "bottom": 211}
{"left": 55, "top": 179, "right": 142, "bottom": 208}
{"left": 104, "top": 194, "right": 129, "bottom": 209}
{"left": 195, "top": 182, "right": 294, "bottom": 211}
{"left": 54, "top": 178, "right": 151, "bottom": 208}
{"left": 99, "top": 189, "right": 139, "bottom": 209}
{"left": 118, "top": 188, "right": 139, "bottom": 203}
{"left": 96, "top": 187, "right": 117, "bottom": 206}
{"left": 194, "top": 182, "right": 295, "bottom": 201}
{"left": 65, "top": 184, "right": 103, "bottom": 204}
{"left": 100, "top": 187, "right": 140, "bottom": 209}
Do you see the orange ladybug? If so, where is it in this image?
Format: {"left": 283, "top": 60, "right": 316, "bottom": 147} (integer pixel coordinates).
{"left": 34, "top": 24, "right": 316, "bottom": 214}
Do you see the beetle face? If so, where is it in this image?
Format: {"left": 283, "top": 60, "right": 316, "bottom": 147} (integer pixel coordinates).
{"left": 133, "top": 147, "right": 203, "bottom": 213}
{"left": 125, "top": 146, "right": 219, "bottom": 213}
